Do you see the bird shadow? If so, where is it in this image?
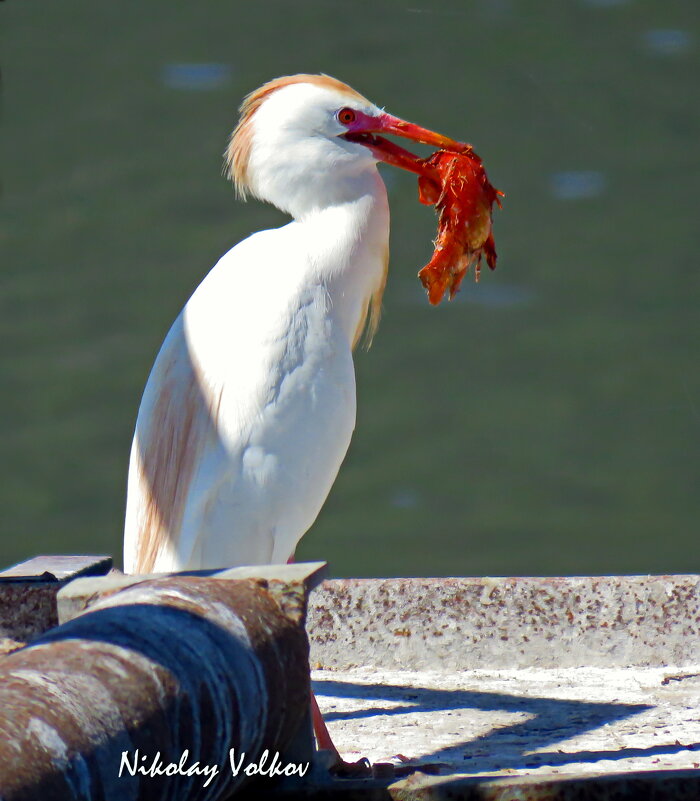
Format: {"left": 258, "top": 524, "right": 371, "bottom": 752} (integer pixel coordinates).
{"left": 312, "top": 677, "right": 694, "bottom": 774}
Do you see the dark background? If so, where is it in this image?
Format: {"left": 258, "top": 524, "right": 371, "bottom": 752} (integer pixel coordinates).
{"left": 1, "top": 0, "right": 698, "bottom": 577}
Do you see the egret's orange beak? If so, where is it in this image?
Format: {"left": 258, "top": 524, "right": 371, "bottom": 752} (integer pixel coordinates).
{"left": 341, "top": 111, "right": 470, "bottom": 175}
{"left": 373, "top": 113, "right": 467, "bottom": 152}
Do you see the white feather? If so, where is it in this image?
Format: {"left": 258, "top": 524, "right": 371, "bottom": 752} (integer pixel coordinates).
{"left": 124, "top": 156, "right": 389, "bottom": 572}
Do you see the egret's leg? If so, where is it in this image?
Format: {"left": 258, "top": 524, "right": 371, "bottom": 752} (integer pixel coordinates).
{"left": 310, "top": 687, "right": 341, "bottom": 758}
{"left": 286, "top": 552, "right": 341, "bottom": 759}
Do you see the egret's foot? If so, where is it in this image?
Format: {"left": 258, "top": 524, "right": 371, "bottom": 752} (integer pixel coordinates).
{"left": 329, "top": 755, "right": 372, "bottom": 778}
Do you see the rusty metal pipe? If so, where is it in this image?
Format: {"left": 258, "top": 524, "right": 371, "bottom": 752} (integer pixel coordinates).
{"left": 0, "top": 575, "right": 310, "bottom": 800}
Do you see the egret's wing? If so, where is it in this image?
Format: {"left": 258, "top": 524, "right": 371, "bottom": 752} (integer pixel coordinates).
{"left": 123, "top": 308, "right": 223, "bottom": 573}
{"left": 124, "top": 226, "right": 355, "bottom": 573}
{"left": 124, "top": 231, "right": 276, "bottom": 573}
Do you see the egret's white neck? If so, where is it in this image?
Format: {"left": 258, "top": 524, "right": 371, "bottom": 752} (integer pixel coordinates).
{"left": 293, "top": 169, "right": 389, "bottom": 347}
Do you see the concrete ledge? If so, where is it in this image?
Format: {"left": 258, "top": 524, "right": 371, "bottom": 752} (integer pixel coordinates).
{"left": 308, "top": 576, "right": 700, "bottom": 670}
{"left": 313, "top": 666, "right": 700, "bottom": 777}
{"left": 0, "top": 555, "right": 112, "bottom": 648}
{"left": 3, "top": 564, "right": 698, "bottom": 797}
{"left": 387, "top": 768, "right": 700, "bottom": 801}
{"left": 302, "top": 576, "right": 700, "bottom": 798}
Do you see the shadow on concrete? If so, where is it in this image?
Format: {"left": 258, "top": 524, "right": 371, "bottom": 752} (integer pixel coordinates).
{"left": 311, "top": 677, "right": 687, "bottom": 773}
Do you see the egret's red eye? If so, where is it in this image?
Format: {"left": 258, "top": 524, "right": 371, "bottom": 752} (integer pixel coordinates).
{"left": 337, "top": 107, "right": 357, "bottom": 125}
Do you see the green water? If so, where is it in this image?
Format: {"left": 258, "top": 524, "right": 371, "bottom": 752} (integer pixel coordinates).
{"left": 1, "top": 0, "right": 698, "bottom": 577}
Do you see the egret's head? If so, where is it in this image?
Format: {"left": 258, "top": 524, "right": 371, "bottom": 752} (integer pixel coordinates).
{"left": 225, "top": 74, "right": 467, "bottom": 217}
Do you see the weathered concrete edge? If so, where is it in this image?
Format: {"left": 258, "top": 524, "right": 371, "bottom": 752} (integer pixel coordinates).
{"left": 0, "top": 555, "right": 112, "bottom": 582}
{"left": 0, "top": 556, "right": 113, "bottom": 643}
{"left": 308, "top": 575, "right": 700, "bottom": 670}
{"left": 262, "top": 767, "right": 700, "bottom": 800}
{"left": 389, "top": 767, "right": 700, "bottom": 801}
